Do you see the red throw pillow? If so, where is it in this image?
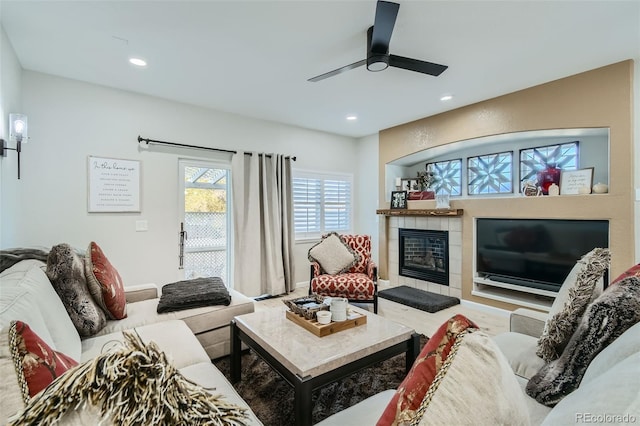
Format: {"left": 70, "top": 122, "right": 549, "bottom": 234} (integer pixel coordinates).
{"left": 9, "top": 321, "right": 78, "bottom": 401}
{"left": 611, "top": 263, "right": 640, "bottom": 286}
{"left": 377, "top": 314, "right": 479, "bottom": 426}
{"left": 85, "top": 241, "right": 127, "bottom": 319}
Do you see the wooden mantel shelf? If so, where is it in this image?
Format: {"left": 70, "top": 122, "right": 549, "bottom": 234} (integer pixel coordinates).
{"left": 376, "top": 209, "right": 464, "bottom": 217}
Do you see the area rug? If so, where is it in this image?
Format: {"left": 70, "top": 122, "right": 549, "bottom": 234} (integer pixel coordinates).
{"left": 378, "top": 285, "right": 460, "bottom": 313}
{"left": 213, "top": 335, "right": 428, "bottom": 425}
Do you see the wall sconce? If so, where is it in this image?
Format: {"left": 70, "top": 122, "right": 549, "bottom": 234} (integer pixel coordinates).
{"left": 1, "top": 113, "right": 28, "bottom": 179}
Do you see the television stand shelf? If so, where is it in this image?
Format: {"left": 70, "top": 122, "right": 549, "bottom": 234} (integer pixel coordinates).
{"left": 472, "top": 277, "right": 555, "bottom": 312}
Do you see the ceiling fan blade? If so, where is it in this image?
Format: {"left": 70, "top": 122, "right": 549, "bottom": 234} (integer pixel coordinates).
{"left": 389, "top": 54, "right": 448, "bottom": 76}
{"left": 307, "top": 59, "right": 366, "bottom": 82}
{"left": 371, "top": 1, "right": 399, "bottom": 53}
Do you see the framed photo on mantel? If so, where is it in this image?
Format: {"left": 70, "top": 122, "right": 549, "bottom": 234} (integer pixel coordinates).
{"left": 390, "top": 191, "right": 408, "bottom": 210}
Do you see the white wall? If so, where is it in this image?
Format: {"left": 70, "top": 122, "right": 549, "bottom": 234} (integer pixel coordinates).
{"left": 355, "top": 133, "right": 379, "bottom": 265}
{"left": 5, "top": 71, "right": 359, "bottom": 289}
{"left": 0, "top": 26, "right": 22, "bottom": 245}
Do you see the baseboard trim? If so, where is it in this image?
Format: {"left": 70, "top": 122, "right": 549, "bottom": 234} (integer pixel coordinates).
{"left": 460, "top": 299, "right": 511, "bottom": 317}
{"left": 295, "top": 281, "right": 309, "bottom": 289}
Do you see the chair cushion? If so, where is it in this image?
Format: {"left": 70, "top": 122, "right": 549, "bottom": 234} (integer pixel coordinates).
{"left": 311, "top": 273, "right": 375, "bottom": 299}
{"left": 8, "top": 321, "right": 78, "bottom": 401}
{"left": 85, "top": 242, "right": 127, "bottom": 320}
{"left": 377, "top": 314, "right": 478, "bottom": 425}
{"left": 308, "top": 233, "right": 359, "bottom": 275}
{"left": 536, "top": 247, "right": 610, "bottom": 362}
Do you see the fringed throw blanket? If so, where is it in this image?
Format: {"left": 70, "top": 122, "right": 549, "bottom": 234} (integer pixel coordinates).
{"left": 526, "top": 276, "right": 640, "bottom": 406}
{"left": 8, "top": 331, "right": 248, "bottom": 426}
{"left": 157, "top": 277, "right": 231, "bottom": 313}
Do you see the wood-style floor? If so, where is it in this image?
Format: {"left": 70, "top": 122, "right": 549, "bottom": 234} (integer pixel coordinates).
{"left": 255, "top": 286, "right": 510, "bottom": 338}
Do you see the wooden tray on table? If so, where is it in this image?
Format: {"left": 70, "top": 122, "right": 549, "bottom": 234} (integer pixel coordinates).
{"left": 285, "top": 309, "right": 367, "bottom": 337}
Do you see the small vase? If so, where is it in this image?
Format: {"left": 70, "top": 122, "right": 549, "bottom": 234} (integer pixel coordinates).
{"left": 537, "top": 164, "right": 561, "bottom": 195}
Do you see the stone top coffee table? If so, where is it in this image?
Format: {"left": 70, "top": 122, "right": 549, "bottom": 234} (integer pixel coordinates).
{"left": 230, "top": 305, "right": 419, "bottom": 426}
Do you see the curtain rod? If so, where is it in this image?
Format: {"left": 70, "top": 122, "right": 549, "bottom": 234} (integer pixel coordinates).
{"left": 137, "top": 136, "right": 296, "bottom": 161}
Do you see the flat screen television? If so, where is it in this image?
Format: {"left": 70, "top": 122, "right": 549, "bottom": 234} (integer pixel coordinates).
{"left": 476, "top": 218, "right": 609, "bottom": 292}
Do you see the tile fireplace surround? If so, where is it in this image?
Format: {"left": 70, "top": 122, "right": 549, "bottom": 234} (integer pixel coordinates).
{"left": 386, "top": 213, "right": 462, "bottom": 300}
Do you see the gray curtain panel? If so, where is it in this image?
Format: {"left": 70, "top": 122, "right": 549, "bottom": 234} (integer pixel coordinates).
{"left": 231, "top": 151, "right": 293, "bottom": 297}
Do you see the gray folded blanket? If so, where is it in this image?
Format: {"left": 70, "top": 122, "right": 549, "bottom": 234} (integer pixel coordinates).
{"left": 157, "top": 277, "right": 231, "bottom": 313}
{"left": 0, "top": 248, "right": 50, "bottom": 273}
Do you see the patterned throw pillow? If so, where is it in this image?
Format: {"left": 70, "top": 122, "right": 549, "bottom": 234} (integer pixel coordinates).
{"left": 536, "top": 247, "right": 610, "bottom": 362}
{"left": 377, "top": 314, "right": 478, "bottom": 426}
{"left": 8, "top": 321, "right": 78, "bottom": 402}
{"left": 85, "top": 242, "right": 127, "bottom": 319}
{"left": 46, "top": 243, "right": 107, "bottom": 336}
{"left": 610, "top": 263, "right": 640, "bottom": 285}
{"left": 415, "top": 331, "right": 530, "bottom": 425}
{"left": 527, "top": 277, "right": 640, "bottom": 406}
{"left": 308, "top": 233, "right": 359, "bottom": 275}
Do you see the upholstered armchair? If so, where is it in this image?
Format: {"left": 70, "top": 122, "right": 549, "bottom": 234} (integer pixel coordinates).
{"left": 308, "top": 234, "right": 378, "bottom": 314}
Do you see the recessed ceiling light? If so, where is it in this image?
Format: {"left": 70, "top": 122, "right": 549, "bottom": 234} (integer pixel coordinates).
{"left": 440, "top": 94, "right": 453, "bottom": 101}
{"left": 346, "top": 115, "right": 357, "bottom": 121}
{"left": 129, "top": 57, "right": 147, "bottom": 67}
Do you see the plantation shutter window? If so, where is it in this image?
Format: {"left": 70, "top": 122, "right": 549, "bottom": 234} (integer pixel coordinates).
{"left": 293, "top": 172, "right": 353, "bottom": 240}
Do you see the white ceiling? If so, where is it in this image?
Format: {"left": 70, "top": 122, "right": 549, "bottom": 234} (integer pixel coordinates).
{"left": 2, "top": 1, "right": 639, "bottom": 138}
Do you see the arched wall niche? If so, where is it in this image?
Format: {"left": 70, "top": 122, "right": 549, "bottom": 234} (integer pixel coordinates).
{"left": 384, "top": 127, "right": 609, "bottom": 201}
{"left": 377, "top": 60, "right": 634, "bottom": 311}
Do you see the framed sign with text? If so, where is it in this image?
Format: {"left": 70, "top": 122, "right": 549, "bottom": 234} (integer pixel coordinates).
{"left": 560, "top": 167, "right": 594, "bottom": 195}
{"left": 88, "top": 156, "right": 141, "bottom": 212}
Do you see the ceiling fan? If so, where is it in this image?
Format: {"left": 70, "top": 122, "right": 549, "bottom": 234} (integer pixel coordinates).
{"left": 308, "top": 0, "right": 448, "bottom": 82}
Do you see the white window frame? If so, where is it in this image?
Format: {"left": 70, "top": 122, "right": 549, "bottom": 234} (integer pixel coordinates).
{"left": 293, "top": 170, "right": 353, "bottom": 242}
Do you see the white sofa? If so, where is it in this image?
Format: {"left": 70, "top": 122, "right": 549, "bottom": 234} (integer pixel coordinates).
{"left": 317, "top": 307, "right": 640, "bottom": 425}
{"left": 0, "top": 259, "right": 262, "bottom": 424}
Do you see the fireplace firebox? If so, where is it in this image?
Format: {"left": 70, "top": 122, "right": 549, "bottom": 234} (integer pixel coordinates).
{"left": 399, "top": 228, "right": 449, "bottom": 286}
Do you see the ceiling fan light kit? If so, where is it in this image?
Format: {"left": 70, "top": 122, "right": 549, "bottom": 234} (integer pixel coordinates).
{"left": 309, "top": 0, "right": 448, "bottom": 82}
{"left": 366, "top": 26, "right": 389, "bottom": 72}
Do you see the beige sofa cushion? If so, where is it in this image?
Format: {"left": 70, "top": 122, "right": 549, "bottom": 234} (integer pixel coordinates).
{"left": 313, "top": 390, "right": 398, "bottom": 426}
{"left": 92, "top": 289, "right": 254, "bottom": 337}
{"left": 493, "top": 331, "right": 545, "bottom": 380}
{"left": 180, "top": 362, "right": 264, "bottom": 425}
{"left": 81, "top": 320, "right": 210, "bottom": 369}
{"left": 0, "top": 260, "right": 81, "bottom": 361}
{"left": 514, "top": 376, "right": 553, "bottom": 425}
